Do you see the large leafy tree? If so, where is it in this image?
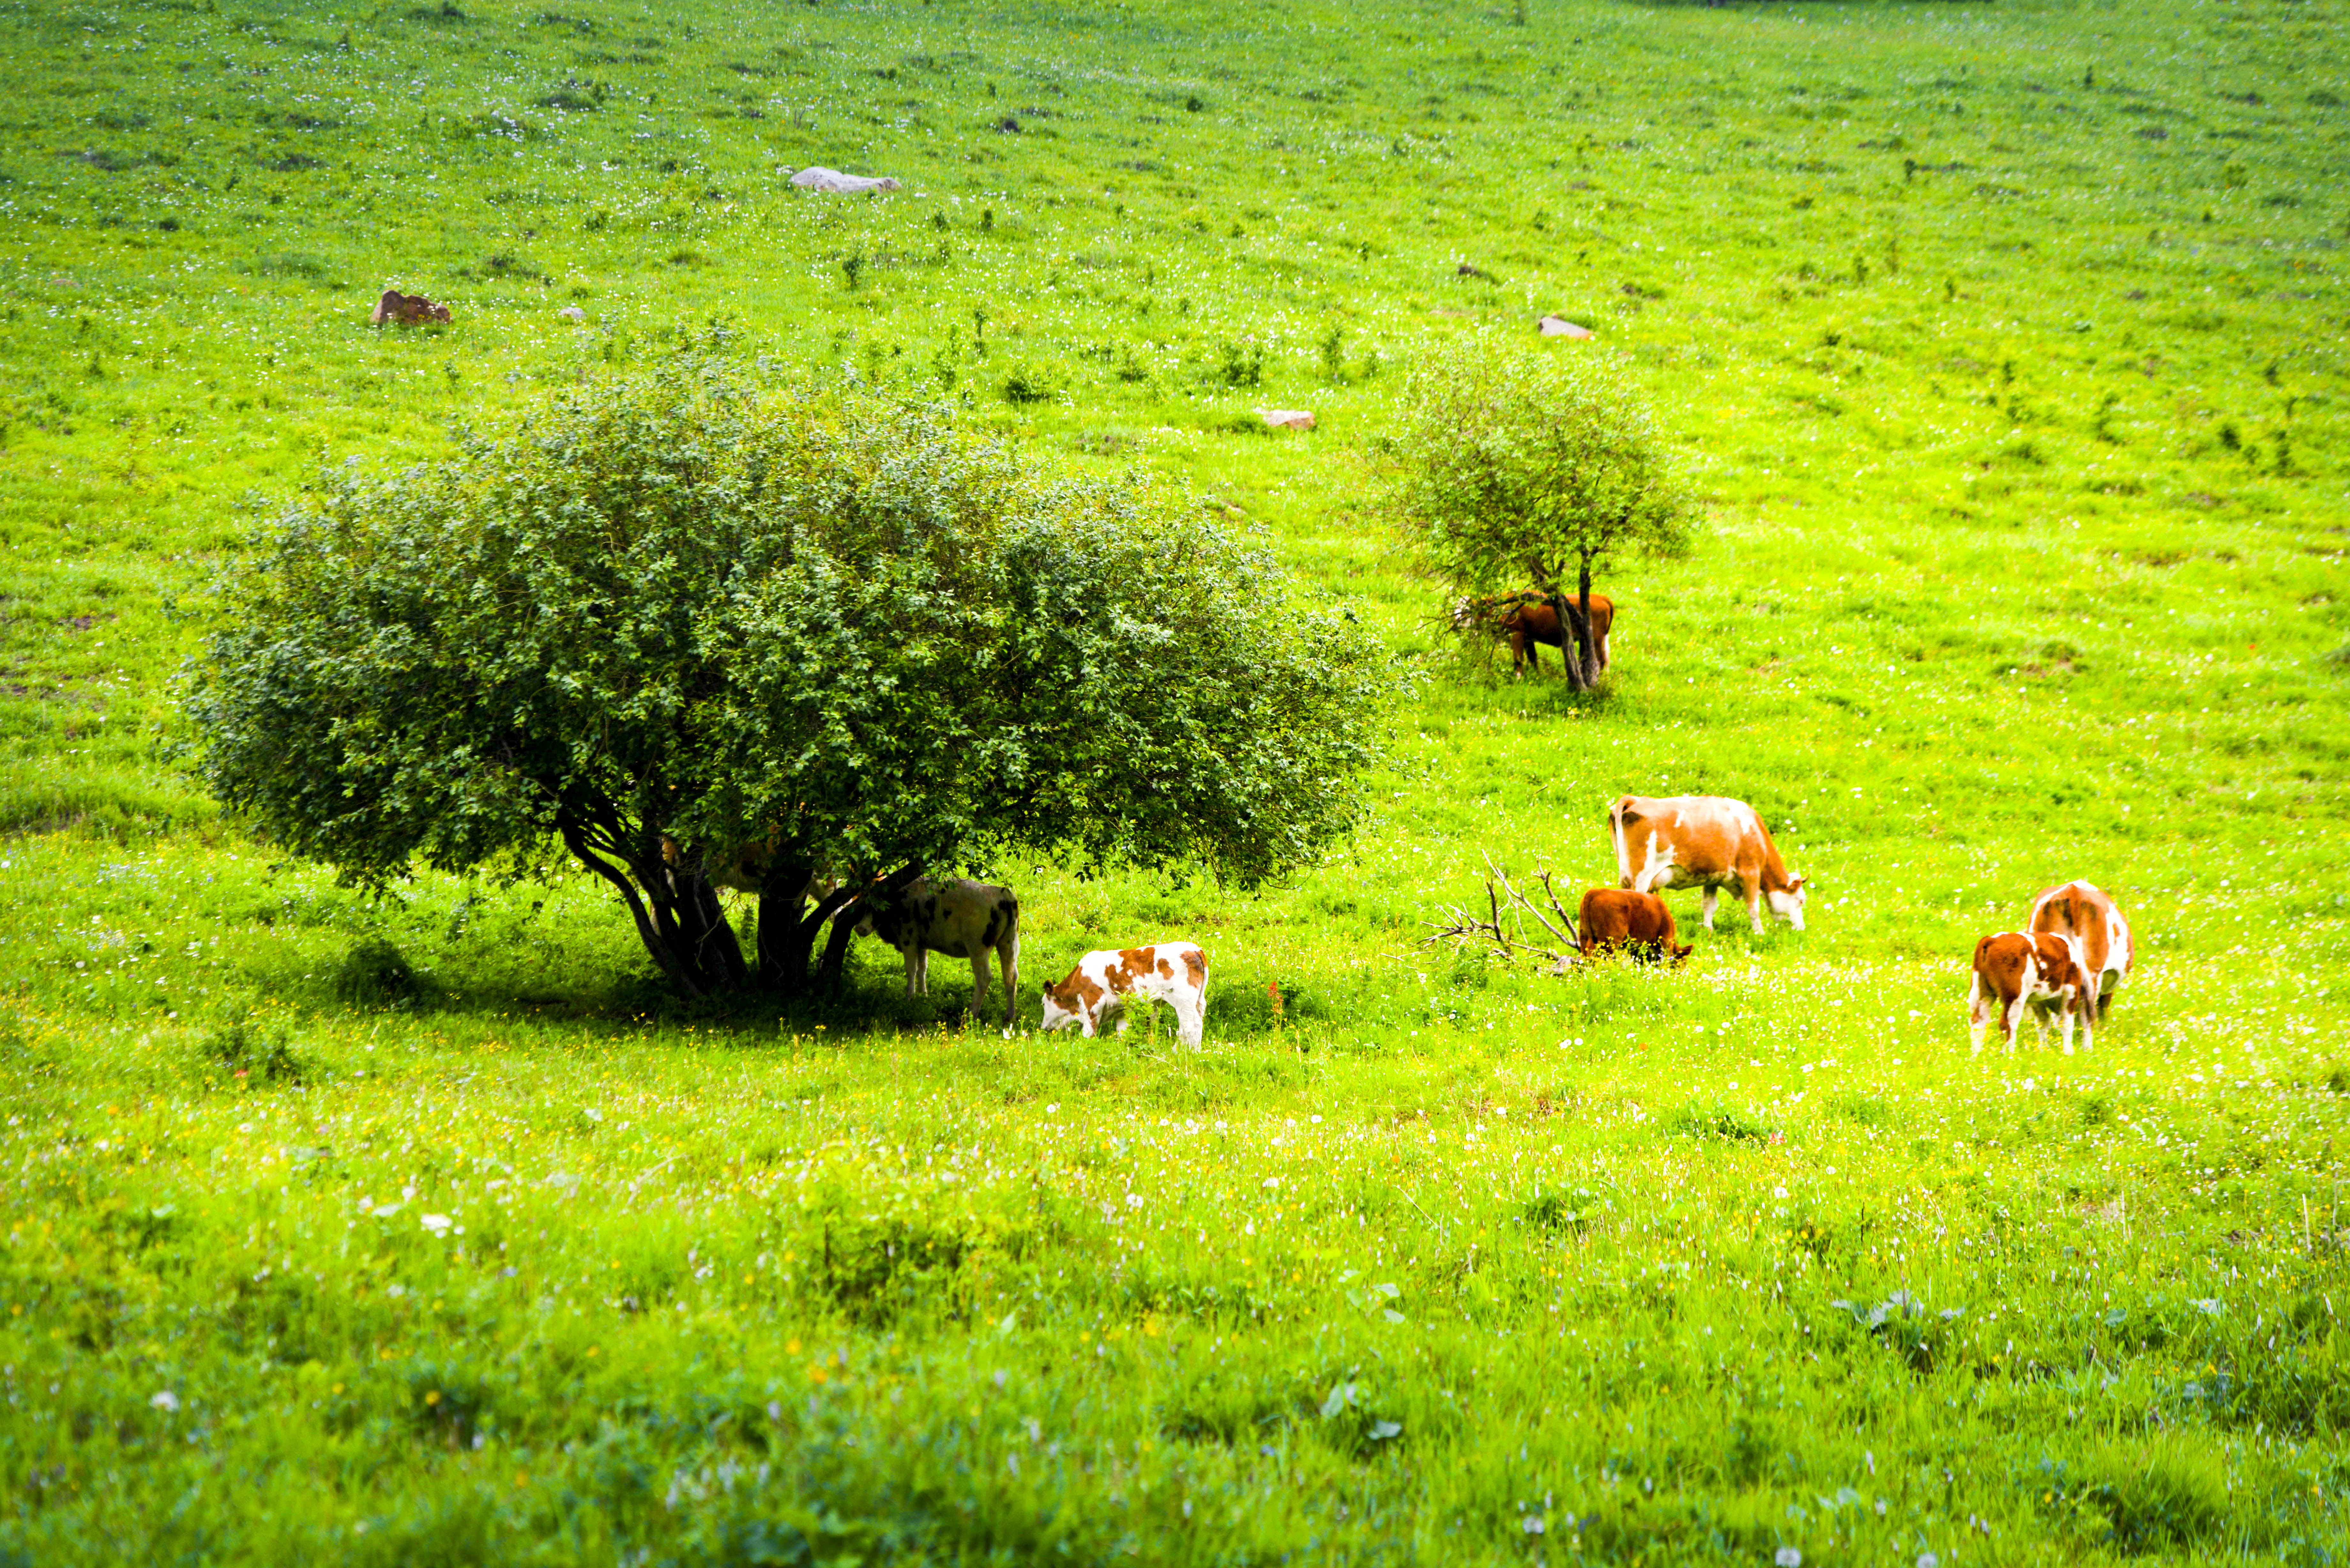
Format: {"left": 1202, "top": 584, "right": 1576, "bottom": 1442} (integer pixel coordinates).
{"left": 189, "top": 361, "right": 1387, "bottom": 999}
{"left": 1393, "top": 334, "right": 1697, "bottom": 690}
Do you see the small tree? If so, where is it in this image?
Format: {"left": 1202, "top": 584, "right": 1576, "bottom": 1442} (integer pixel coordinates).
{"left": 1393, "top": 333, "right": 1697, "bottom": 689}
{"left": 189, "top": 360, "right": 1387, "bottom": 1000}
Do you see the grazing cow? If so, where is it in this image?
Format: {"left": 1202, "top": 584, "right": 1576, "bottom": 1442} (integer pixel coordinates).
{"left": 856, "top": 877, "right": 1020, "bottom": 1026}
{"left": 1451, "top": 592, "right": 1614, "bottom": 677}
{"left": 1040, "top": 942, "right": 1209, "bottom": 1048}
{"left": 1576, "top": 889, "right": 1692, "bottom": 964}
{"left": 2027, "top": 880, "right": 2134, "bottom": 1019}
{"left": 370, "top": 289, "right": 451, "bottom": 326}
{"left": 1610, "top": 795, "right": 1806, "bottom": 933}
{"left": 1968, "top": 931, "right": 2096, "bottom": 1052}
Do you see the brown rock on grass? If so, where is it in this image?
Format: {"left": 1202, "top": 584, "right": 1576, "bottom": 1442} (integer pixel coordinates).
{"left": 371, "top": 289, "right": 451, "bottom": 326}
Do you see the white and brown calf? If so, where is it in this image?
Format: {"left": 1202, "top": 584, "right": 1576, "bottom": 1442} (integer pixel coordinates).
{"left": 1968, "top": 931, "right": 2096, "bottom": 1053}
{"left": 1040, "top": 942, "right": 1209, "bottom": 1049}
{"left": 856, "top": 877, "right": 1020, "bottom": 1027}
{"left": 2028, "top": 880, "right": 2134, "bottom": 1020}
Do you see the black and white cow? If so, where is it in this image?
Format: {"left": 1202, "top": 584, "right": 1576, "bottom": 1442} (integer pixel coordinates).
{"left": 857, "top": 877, "right": 1020, "bottom": 1026}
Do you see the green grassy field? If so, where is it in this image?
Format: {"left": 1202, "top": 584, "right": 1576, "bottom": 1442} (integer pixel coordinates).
{"left": 4, "top": 0, "right": 2350, "bottom": 1559}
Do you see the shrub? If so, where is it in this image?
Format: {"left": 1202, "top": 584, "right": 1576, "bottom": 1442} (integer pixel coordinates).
{"left": 330, "top": 939, "right": 428, "bottom": 1009}
{"left": 201, "top": 1013, "right": 305, "bottom": 1085}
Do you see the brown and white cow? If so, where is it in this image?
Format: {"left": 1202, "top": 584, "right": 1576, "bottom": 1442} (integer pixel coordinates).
{"left": 856, "top": 877, "right": 1020, "bottom": 1027}
{"left": 370, "top": 289, "right": 451, "bottom": 325}
{"left": 1040, "top": 942, "right": 1209, "bottom": 1048}
{"left": 1968, "top": 931, "right": 2096, "bottom": 1053}
{"left": 1452, "top": 592, "right": 1614, "bottom": 677}
{"left": 1576, "top": 889, "right": 1692, "bottom": 965}
{"left": 2027, "top": 880, "right": 2134, "bottom": 1019}
{"left": 1609, "top": 795, "right": 1806, "bottom": 934}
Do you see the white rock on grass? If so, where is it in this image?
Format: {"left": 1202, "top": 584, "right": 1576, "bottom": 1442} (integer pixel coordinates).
{"left": 558, "top": 305, "right": 586, "bottom": 322}
{"left": 1257, "top": 408, "right": 1316, "bottom": 431}
{"left": 787, "top": 166, "right": 903, "bottom": 194}
{"left": 1539, "top": 315, "right": 1594, "bottom": 338}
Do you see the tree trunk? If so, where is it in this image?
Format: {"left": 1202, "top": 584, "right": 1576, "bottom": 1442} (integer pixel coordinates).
{"left": 1539, "top": 584, "right": 1591, "bottom": 693}
{"left": 813, "top": 862, "right": 927, "bottom": 998}
{"left": 1572, "top": 552, "right": 1601, "bottom": 688}
{"left": 556, "top": 818, "right": 752, "bottom": 998}
{"left": 755, "top": 860, "right": 868, "bottom": 998}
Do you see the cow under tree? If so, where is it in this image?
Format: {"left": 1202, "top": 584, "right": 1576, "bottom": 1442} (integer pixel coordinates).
{"left": 1453, "top": 592, "right": 1615, "bottom": 678}
{"left": 857, "top": 877, "right": 1022, "bottom": 1027}
{"left": 1609, "top": 794, "right": 1807, "bottom": 934}
{"left": 1391, "top": 333, "right": 1696, "bottom": 693}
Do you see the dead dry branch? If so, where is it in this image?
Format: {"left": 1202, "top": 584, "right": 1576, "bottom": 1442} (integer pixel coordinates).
{"left": 1422, "top": 852, "right": 1586, "bottom": 971}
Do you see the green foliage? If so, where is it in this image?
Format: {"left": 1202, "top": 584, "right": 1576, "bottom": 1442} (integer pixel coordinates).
{"left": 1392, "top": 333, "right": 1697, "bottom": 600}
{"left": 188, "top": 364, "right": 1385, "bottom": 992}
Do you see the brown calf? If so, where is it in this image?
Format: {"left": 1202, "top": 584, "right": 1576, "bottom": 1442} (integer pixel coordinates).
{"left": 1577, "top": 889, "right": 1692, "bottom": 964}
{"left": 1967, "top": 931, "right": 2095, "bottom": 1053}
{"left": 1452, "top": 592, "right": 1614, "bottom": 677}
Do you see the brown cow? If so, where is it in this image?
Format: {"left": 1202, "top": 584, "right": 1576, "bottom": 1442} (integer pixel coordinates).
{"left": 1609, "top": 795, "right": 1806, "bottom": 934}
{"left": 1576, "top": 889, "right": 1692, "bottom": 964}
{"left": 370, "top": 289, "right": 452, "bottom": 326}
{"left": 2027, "top": 880, "right": 2134, "bottom": 1019}
{"left": 1968, "top": 931, "right": 2096, "bottom": 1053}
{"left": 1452, "top": 592, "right": 1614, "bottom": 677}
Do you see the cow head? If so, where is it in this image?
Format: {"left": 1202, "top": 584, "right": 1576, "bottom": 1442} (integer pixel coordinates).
{"left": 1670, "top": 941, "right": 1695, "bottom": 965}
{"left": 1039, "top": 983, "right": 1083, "bottom": 1034}
{"left": 1768, "top": 873, "right": 1808, "bottom": 930}
{"left": 1448, "top": 595, "right": 1478, "bottom": 632}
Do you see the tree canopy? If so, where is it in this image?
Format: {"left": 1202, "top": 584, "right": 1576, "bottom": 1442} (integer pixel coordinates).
{"left": 189, "top": 361, "right": 1389, "bottom": 998}
{"left": 1392, "top": 334, "right": 1697, "bottom": 688}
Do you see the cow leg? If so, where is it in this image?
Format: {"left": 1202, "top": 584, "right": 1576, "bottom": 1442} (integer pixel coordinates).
{"left": 1175, "top": 988, "right": 1206, "bottom": 1049}
{"left": 997, "top": 939, "right": 1019, "bottom": 1029}
{"left": 2076, "top": 1000, "right": 2094, "bottom": 1054}
{"left": 1744, "top": 876, "right": 1766, "bottom": 934}
{"left": 1701, "top": 886, "right": 1719, "bottom": 932}
{"left": 2003, "top": 991, "right": 2027, "bottom": 1050}
{"left": 1967, "top": 973, "right": 1989, "bottom": 1054}
{"left": 902, "top": 945, "right": 921, "bottom": 999}
{"left": 2059, "top": 999, "right": 2076, "bottom": 1055}
{"left": 968, "top": 949, "right": 991, "bottom": 1024}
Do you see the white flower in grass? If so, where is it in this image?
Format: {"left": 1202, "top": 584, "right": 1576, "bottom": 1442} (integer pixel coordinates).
{"left": 150, "top": 1391, "right": 178, "bottom": 1413}
{"left": 1917, "top": 1556, "right": 1938, "bottom": 1568}
{"left": 421, "top": 1213, "right": 452, "bottom": 1236}
{"left": 1776, "top": 1550, "right": 1803, "bottom": 1568}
